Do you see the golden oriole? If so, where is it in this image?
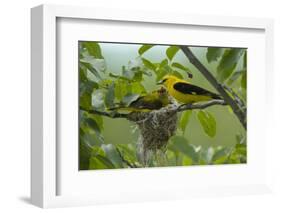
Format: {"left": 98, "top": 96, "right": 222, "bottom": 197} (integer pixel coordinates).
{"left": 157, "top": 75, "right": 222, "bottom": 104}
{"left": 110, "top": 87, "right": 171, "bottom": 112}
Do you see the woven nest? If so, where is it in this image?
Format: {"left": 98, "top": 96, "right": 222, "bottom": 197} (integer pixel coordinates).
{"left": 127, "top": 105, "right": 178, "bottom": 165}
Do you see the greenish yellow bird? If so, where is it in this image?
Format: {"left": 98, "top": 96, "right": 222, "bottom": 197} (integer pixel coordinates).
{"left": 110, "top": 87, "right": 170, "bottom": 112}
{"left": 158, "top": 75, "right": 222, "bottom": 104}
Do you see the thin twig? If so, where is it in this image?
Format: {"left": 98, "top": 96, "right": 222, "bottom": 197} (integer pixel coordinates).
{"left": 177, "top": 100, "right": 227, "bottom": 112}
{"left": 222, "top": 84, "right": 246, "bottom": 112}
{"left": 79, "top": 106, "right": 128, "bottom": 119}
{"left": 179, "top": 46, "right": 247, "bottom": 129}
{"left": 80, "top": 100, "right": 227, "bottom": 120}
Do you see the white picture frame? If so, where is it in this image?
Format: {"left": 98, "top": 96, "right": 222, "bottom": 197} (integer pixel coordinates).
{"left": 31, "top": 4, "right": 274, "bottom": 208}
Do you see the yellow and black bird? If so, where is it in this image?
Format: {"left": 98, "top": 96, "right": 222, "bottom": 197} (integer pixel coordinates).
{"left": 109, "top": 87, "right": 170, "bottom": 112}
{"left": 158, "top": 75, "right": 222, "bottom": 104}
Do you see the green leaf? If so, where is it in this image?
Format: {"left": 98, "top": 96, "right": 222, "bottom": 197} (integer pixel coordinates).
{"left": 241, "top": 72, "right": 246, "bottom": 89}
{"left": 160, "top": 58, "right": 168, "bottom": 67}
{"left": 155, "top": 68, "right": 169, "bottom": 82}
{"left": 142, "top": 58, "right": 156, "bottom": 71}
{"left": 90, "top": 114, "right": 103, "bottom": 130}
{"left": 80, "top": 55, "right": 106, "bottom": 74}
{"left": 79, "top": 81, "right": 98, "bottom": 109}
{"left": 114, "top": 79, "right": 130, "bottom": 100}
{"left": 80, "top": 112, "right": 104, "bottom": 145}
{"left": 85, "top": 117, "right": 101, "bottom": 134}
{"left": 131, "top": 82, "right": 146, "bottom": 95}
{"left": 227, "top": 142, "right": 247, "bottom": 164}
{"left": 171, "top": 62, "right": 190, "bottom": 72}
{"left": 236, "top": 134, "right": 246, "bottom": 145}
{"left": 132, "top": 71, "right": 143, "bottom": 82}
{"left": 180, "top": 110, "right": 192, "bottom": 133}
{"left": 79, "top": 140, "right": 92, "bottom": 170}
{"left": 227, "top": 69, "right": 245, "bottom": 85}
{"left": 217, "top": 49, "right": 244, "bottom": 82}
{"left": 89, "top": 146, "right": 115, "bottom": 169}
{"left": 81, "top": 130, "right": 103, "bottom": 147}
{"left": 89, "top": 157, "right": 107, "bottom": 169}
{"left": 171, "top": 63, "right": 193, "bottom": 79}
{"left": 206, "top": 47, "right": 224, "bottom": 63}
{"left": 166, "top": 150, "right": 177, "bottom": 166}
{"left": 243, "top": 51, "right": 247, "bottom": 70}
{"left": 79, "top": 64, "right": 88, "bottom": 82}
{"left": 213, "top": 155, "right": 229, "bottom": 164}
{"left": 235, "top": 143, "right": 247, "bottom": 156}
{"left": 212, "top": 147, "right": 230, "bottom": 164}
{"left": 197, "top": 110, "right": 216, "bottom": 137}
{"left": 182, "top": 156, "right": 193, "bottom": 166}
{"left": 116, "top": 144, "right": 138, "bottom": 164}
{"left": 171, "top": 70, "right": 184, "bottom": 79}
{"left": 91, "top": 89, "right": 105, "bottom": 110}
{"left": 121, "top": 93, "right": 140, "bottom": 106}
{"left": 81, "top": 42, "right": 103, "bottom": 59}
{"left": 166, "top": 46, "right": 180, "bottom": 61}
{"left": 105, "top": 82, "right": 115, "bottom": 108}
{"left": 99, "top": 79, "right": 113, "bottom": 89}
{"left": 138, "top": 44, "right": 154, "bottom": 55}
{"left": 80, "top": 61, "right": 102, "bottom": 80}
{"left": 168, "top": 136, "right": 199, "bottom": 163}
{"left": 101, "top": 144, "right": 123, "bottom": 168}
{"left": 155, "top": 59, "right": 170, "bottom": 82}
{"left": 109, "top": 73, "right": 131, "bottom": 81}
{"left": 89, "top": 155, "right": 115, "bottom": 169}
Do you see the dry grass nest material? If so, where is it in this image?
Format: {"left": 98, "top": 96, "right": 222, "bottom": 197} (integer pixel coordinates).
{"left": 127, "top": 105, "right": 178, "bottom": 155}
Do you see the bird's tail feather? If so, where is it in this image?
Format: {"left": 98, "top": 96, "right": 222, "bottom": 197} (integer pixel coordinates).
{"left": 108, "top": 107, "right": 150, "bottom": 112}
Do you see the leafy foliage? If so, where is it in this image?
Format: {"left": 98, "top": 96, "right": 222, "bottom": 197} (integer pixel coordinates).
{"left": 179, "top": 110, "right": 192, "bottom": 133}
{"left": 138, "top": 44, "right": 154, "bottom": 55}
{"left": 206, "top": 47, "right": 224, "bottom": 63}
{"left": 197, "top": 110, "right": 216, "bottom": 138}
{"left": 217, "top": 48, "right": 245, "bottom": 82}
{"left": 168, "top": 136, "right": 199, "bottom": 163}
{"left": 166, "top": 46, "right": 180, "bottom": 61}
{"left": 79, "top": 42, "right": 247, "bottom": 170}
{"left": 207, "top": 46, "right": 247, "bottom": 111}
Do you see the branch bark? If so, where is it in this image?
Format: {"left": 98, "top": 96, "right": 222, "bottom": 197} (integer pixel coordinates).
{"left": 222, "top": 84, "right": 246, "bottom": 113}
{"left": 80, "top": 100, "right": 227, "bottom": 119}
{"left": 177, "top": 100, "right": 227, "bottom": 112}
{"left": 179, "top": 46, "right": 247, "bottom": 130}
{"left": 80, "top": 106, "right": 128, "bottom": 118}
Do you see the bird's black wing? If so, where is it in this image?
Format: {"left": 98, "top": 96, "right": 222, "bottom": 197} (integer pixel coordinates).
{"left": 129, "top": 97, "right": 163, "bottom": 110}
{"left": 173, "top": 82, "right": 221, "bottom": 99}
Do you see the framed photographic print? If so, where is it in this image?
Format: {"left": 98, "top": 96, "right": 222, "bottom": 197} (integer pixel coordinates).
{"left": 31, "top": 4, "right": 274, "bottom": 208}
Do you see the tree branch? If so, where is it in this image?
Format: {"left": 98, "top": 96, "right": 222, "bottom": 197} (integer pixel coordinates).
{"left": 177, "top": 100, "right": 227, "bottom": 112}
{"left": 80, "top": 100, "right": 227, "bottom": 120}
{"left": 80, "top": 106, "right": 128, "bottom": 119}
{"left": 222, "top": 84, "right": 246, "bottom": 113}
{"left": 179, "top": 46, "right": 247, "bottom": 129}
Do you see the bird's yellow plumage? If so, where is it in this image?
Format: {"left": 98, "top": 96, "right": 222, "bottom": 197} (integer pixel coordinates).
{"left": 158, "top": 75, "right": 222, "bottom": 104}
{"left": 109, "top": 87, "right": 171, "bottom": 112}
